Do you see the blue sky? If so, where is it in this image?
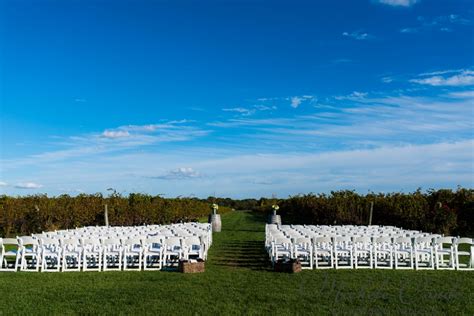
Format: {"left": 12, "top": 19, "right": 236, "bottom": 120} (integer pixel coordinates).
{"left": 1, "top": 0, "right": 473, "bottom": 198}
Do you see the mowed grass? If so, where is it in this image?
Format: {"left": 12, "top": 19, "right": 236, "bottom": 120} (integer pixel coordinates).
{"left": 0, "top": 211, "right": 473, "bottom": 315}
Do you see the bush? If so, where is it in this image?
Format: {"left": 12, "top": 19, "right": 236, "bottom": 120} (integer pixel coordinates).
{"left": 272, "top": 188, "right": 473, "bottom": 236}
{"left": 0, "top": 193, "right": 231, "bottom": 237}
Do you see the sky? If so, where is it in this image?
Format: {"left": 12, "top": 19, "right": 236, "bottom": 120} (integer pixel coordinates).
{"left": 0, "top": 0, "right": 473, "bottom": 198}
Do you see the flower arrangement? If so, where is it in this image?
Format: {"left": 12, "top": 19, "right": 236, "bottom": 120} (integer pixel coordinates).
{"left": 212, "top": 203, "right": 219, "bottom": 214}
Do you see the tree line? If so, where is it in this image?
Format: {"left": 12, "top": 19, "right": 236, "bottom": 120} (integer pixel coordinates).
{"left": 0, "top": 193, "right": 231, "bottom": 237}
{"left": 1, "top": 188, "right": 472, "bottom": 237}
{"left": 260, "top": 188, "right": 473, "bottom": 237}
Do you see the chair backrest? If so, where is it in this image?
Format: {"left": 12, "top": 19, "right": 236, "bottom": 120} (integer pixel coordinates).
{"left": 395, "top": 237, "right": 412, "bottom": 245}
{"left": 19, "top": 236, "right": 39, "bottom": 246}
{"left": 124, "top": 237, "right": 142, "bottom": 247}
{"left": 353, "top": 236, "right": 371, "bottom": 244}
{"left": 40, "top": 238, "right": 60, "bottom": 247}
{"left": 1, "top": 238, "right": 18, "bottom": 246}
{"left": 82, "top": 238, "right": 102, "bottom": 251}
{"left": 274, "top": 236, "right": 291, "bottom": 245}
{"left": 184, "top": 236, "right": 201, "bottom": 247}
{"left": 295, "top": 237, "right": 312, "bottom": 245}
{"left": 435, "top": 236, "right": 454, "bottom": 245}
{"left": 102, "top": 238, "right": 122, "bottom": 248}
{"left": 314, "top": 236, "right": 332, "bottom": 244}
{"left": 165, "top": 237, "right": 182, "bottom": 248}
{"left": 334, "top": 236, "right": 351, "bottom": 243}
{"left": 415, "top": 237, "right": 433, "bottom": 245}
{"left": 456, "top": 238, "right": 473, "bottom": 245}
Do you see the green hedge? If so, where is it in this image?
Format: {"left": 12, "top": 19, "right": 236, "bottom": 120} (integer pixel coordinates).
{"left": 260, "top": 188, "right": 473, "bottom": 237}
{"left": 0, "top": 193, "right": 231, "bottom": 237}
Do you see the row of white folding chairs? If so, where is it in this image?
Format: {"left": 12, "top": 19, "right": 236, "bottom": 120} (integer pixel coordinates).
{"left": 0, "top": 235, "right": 206, "bottom": 272}
{"left": 39, "top": 223, "right": 212, "bottom": 249}
{"left": 267, "top": 235, "right": 474, "bottom": 270}
{"left": 266, "top": 224, "right": 430, "bottom": 247}
{"left": 47, "top": 223, "right": 211, "bottom": 239}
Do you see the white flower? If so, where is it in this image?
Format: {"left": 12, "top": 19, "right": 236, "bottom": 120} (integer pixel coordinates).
{"left": 272, "top": 204, "right": 279, "bottom": 211}
{"left": 212, "top": 203, "right": 219, "bottom": 210}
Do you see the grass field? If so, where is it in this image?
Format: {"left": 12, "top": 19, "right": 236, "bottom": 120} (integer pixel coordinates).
{"left": 0, "top": 211, "right": 473, "bottom": 315}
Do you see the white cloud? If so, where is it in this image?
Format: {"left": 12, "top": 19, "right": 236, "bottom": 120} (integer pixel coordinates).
{"left": 334, "top": 91, "right": 368, "bottom": 100}
{"left": 342, "top": 31, "right": 372, "bottom": 40}
{"left": 381, "top": 76, "right": 393, "bottom": 83}
{"left": 15, "top": 182, "right": 43, "bottom": 189}
{"left": 400, "top": 27, "right": 418, "bottom": 33}
{"left": 222, "top": 107, "right": 255, "bottom": 116}
{"left": 254, "top": 105, "right": 277, "bottom": 111}
{"left": 290, "top": 97, "right": 302, "bottom": 108}
{"left": 400, "top": 14, "right": 471, "bottom": 34}
{"left": 102, "top": 130, "right": 130, "bottom": 138}
{"left": 151, "top": 167, "right": 201, "bottom": 180}
{"left": 377, "top": 0, "right": 419, "bottom": 7}
{"left": 410, "top": 69, "right": 474, "bottom": 86}
{"left": 447, "top": 91, "right": 474, "bottom": 98}
{"left": 0, "top": 181, "right": 7, "bottom": 186}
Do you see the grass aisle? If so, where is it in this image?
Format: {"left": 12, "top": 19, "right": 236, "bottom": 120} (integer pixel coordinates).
{"left": 0, "top": 211, "right": 473, "bottom": 315}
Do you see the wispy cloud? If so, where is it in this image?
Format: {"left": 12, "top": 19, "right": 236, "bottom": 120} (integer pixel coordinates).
{"left": 222, "top": 107, "right": 256, "bottom": 116}
{"left": 376, "top": 0, "right": 419, "bottom": 7}
{"left": 150, "top": 167, "right": 202, "bottom": 180}
{"left": 290, "top": 95, "right": 315, "bottom": 108}
{"left": 2, "top": 120, "right": 210, "bottom": 169}
{"left": 410, "top": 69, "right": 474, "bottom": 86}
{"left": 381, "top": 76, "right": 394, "bottom": 83}
{"left": 446, "top": 90, "right": 474, "bottom": 98}
{"left": 400, "top": 14, "right": 471, "bottom": 33}
{"left": 15, "top": 182, "right": 43, "bottom": 189}
{"left": 102, "top": 130, "right": 130, "bottom": 138}
{"left": 342, "top": 31, "right": 372, "bottom": 40}
{"left": 0, "top": 181, "right": 7, "bottom": 187}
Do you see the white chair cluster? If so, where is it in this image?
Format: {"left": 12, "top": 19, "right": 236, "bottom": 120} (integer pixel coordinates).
{"left": 0, "top": 222, "right": 212, "bottom": 272}
{"left": 266, "top": 224, "right": 474, "bottom": 270}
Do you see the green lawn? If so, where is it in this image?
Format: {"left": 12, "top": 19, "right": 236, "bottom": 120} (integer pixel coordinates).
{"left": 0, "top": 211, "right": 473, "bottom": 315}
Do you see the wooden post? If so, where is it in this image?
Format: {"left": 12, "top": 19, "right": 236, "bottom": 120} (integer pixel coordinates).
{"left": 105, "top": 204, "right": 109, "bottom": 227}
{"left": 368, "top": 201, "right": 374, "bottom": 226}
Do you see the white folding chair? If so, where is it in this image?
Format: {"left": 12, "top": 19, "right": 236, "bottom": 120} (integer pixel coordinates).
{"left": 414, "top": 237, "right": 435, "bottom": 270}
{"left": 164, "top": 237, "right": 183, "bottom": 267}
{"left": 434, "top": 237, "right": 455, "bottom": 270}
{"left": 143, "top": 236, "right": 164, "bottom": 270}
{"left": 102, "top": 238, "right": 123, "bottom": 271}
{"left": 183, "top": 236, "right": 204, "bottom": 261}
{"left": 18, "top": 236, "right": 41, "bottom": 272}
{"left": 0, "top": 238, "right": 20, "bottom": 272}
{"left": 293, "top": 237, "right": 313, "bottom": 269}
{"left": 353, "top": 236, "right": 373, "bottom": 269}
{"left": 334, "top": 236, "right": 353, "bottom": 269}
{"left": 271, "top": 237, "right": 292, "bottom": 266}
{"left": 82, "top": 238, "right": 102, "bottom": 272}
{"left": 40, "top": 238, "right": 61, "bottom": 272}
{"left": 61, "top": 238, "right": 82, "bottom": 272}
{"left": 455, "top": 238, "right": 474, "bottom": 270}
{"left": 393, "top": 237, "right": 414, "bottom": 269}
{"left": 373, "top": 236, "right": 393, "bottom": 269}
{"left": 313, "top": 236, "right": 334, "bottom": 269}
{"left": 123, "top": 237, "right": 143, "bottom": 271}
